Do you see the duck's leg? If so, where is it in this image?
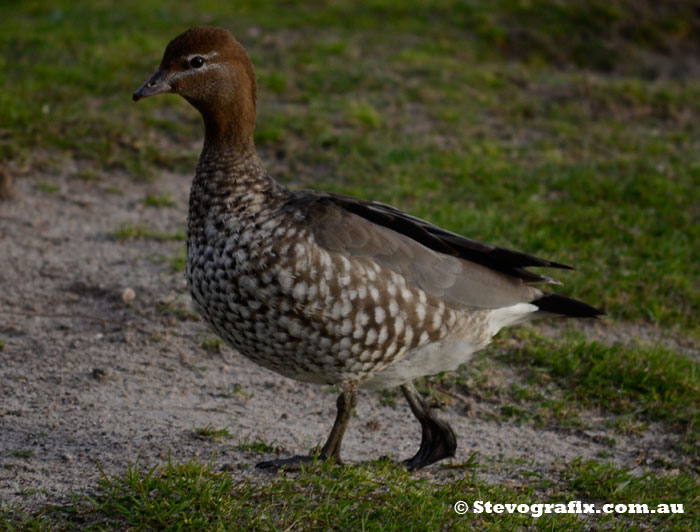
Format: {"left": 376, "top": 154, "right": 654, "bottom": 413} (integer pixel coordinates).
{"left": 256, "top": 386, "right": 358, "bottom": 470}
{"left": 400, "top": 382, "right": 456, "bottom": 470}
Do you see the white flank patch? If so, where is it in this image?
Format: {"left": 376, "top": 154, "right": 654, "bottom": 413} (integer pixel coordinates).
{"left": 362, "top": 337, "right": 480, "bottom": 391}
{"left": 488, "top": 303, "right": 539, "bottom": 335}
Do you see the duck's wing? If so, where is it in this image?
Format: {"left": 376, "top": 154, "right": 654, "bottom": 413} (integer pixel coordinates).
{"left": 290, "top": 191, "right": 562, "bottom": 309}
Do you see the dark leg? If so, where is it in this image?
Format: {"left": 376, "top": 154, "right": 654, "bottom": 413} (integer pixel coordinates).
{"left": 318, "top": 387, "right": 358, "bottom": 463}
{"left": 256, "top": 386, "right": 358, "bottom": 470}
{"left": 400, "top": 382, "right": 456, "bottom": 470}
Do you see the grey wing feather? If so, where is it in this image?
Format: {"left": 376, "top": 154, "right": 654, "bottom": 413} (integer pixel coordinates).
{"left": 298, "top": 192, "right": 545, "bottom": 309}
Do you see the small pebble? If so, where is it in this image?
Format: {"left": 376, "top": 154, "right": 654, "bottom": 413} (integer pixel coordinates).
{"left": 91, "top": 368, "right": 108, "bottom": 380}
{"left": 121, "top": 287, "right": 136, "bottom": 304}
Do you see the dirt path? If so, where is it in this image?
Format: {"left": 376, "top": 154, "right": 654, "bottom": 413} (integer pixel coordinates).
{"left": 0, "top": 167, "right": 676, "bottom": 510}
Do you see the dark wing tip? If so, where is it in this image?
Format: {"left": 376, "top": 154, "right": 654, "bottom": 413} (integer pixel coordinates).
{"left": 533, "top": 293, "right": 604, "bottom": 318}
{"left": 313, "top": 192, "right": 580, "bottom": 284}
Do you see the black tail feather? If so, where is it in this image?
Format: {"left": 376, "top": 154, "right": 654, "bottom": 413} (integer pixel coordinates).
{"left": 533, "top": 293, "right": 603, "bottom": 318}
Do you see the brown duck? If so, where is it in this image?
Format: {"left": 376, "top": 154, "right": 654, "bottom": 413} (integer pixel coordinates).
{"left": 134, "top": 27, "right": 601, "bottom": 470}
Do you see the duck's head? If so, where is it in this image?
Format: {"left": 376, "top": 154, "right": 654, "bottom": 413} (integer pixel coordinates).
{"left": 133, "top": 26, "right": 257, "bottom": 148}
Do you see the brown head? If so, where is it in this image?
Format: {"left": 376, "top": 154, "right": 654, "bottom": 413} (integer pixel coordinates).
{"left": 133, "top": 27, "right": 257, "bottom": 150}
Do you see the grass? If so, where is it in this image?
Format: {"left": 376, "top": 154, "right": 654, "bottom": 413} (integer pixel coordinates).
{"left": 72, "top": 168, "right": 100, "bottom": 181}
{"left": 155, "top": 299, "right": 200, "bottom": 321}
{"left": 193, "top": 425, "right": 231, "bottom": 440}
{"left": 11, "top": 450, "right": 34, "bottom": 459}
{"left": 200, "top": 337, "right": 224, "bottom": 353}
{"left": 113, "top": 223, "right": 185, "bottom": 242}
{"left": 36, "top": 181, "right": 59, "bottom": 194}
{"left": 166, "top": 247, "right": 187, "bottom": 272}
{"left": 142, "top": 192, "right": 176, "bottom": 208}
{"left": 2, "top": 457, "right": 697, "bottom": 530}
{"left": 508, "top": 334, "right": 700, "bottom": 431}
{"left": 235, "top": 436, "right": 283, "bottom": 455}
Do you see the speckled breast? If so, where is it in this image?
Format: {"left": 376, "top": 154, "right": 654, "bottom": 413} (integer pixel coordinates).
{"left": 186, "top": 206, "right": 458, "bottom": 386}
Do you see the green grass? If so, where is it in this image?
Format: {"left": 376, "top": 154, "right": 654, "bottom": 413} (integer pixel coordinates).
{"left": 11, "top": 450, "right": 34, "bottom": 459}
{"left": 200, "top": 337, "right": 224, "bottom": 353}
{"left": 114, "top": 223, "right": 185, "bottom": 242}
{"left": 142, "top": 192, "right": 176, "bottom": 208}
{"left": 72, "top": 168, "right": 100, "bottom": 181}
{"left": 155, "top": 299, "right": 200, "bottom": 321}
{"left": 36, "top": 181, "right": 59, "bottom": 194}
{"left": 235, "top": 436, "right": 283, "bottom": 455}
{"left": 193, "top": 425, "right": 231, "bottom": 440}
{"left": 2, "top": 457, "right": 697, "bottom": 530}
{"left": 508, "top": 334, "right": 700, "bottom": 431}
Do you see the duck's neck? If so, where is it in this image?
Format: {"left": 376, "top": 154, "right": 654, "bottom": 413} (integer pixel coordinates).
{"left": 189, "top": 133, "right": 288, "bottom": 229}
{"left": 188, "top": 89, "right": 256, "bottom": 153}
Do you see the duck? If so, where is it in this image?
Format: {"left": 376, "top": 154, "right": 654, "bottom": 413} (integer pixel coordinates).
{"left": 133, "top": 26, "right": 602, "bottom": 470}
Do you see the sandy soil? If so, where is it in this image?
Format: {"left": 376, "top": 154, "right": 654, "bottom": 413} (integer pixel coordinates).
{"left": 0, "top": 164, "right": 681, "bottom": 511}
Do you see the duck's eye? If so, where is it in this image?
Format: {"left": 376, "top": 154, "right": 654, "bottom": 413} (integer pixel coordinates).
{"left": 189, "top": 56, "right": 205, "bottom": 69}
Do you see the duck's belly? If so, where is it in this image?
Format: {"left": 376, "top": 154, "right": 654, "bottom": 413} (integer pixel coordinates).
{"left": 186, "top": 232, "right": 474, "bottom": 387}
{"left": 361, "top": 332, "right": 486, "bottom": 391}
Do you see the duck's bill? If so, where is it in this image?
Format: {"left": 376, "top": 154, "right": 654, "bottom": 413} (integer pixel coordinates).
{"left": 133, "top": 69, "right": 171, "bottom": 101}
